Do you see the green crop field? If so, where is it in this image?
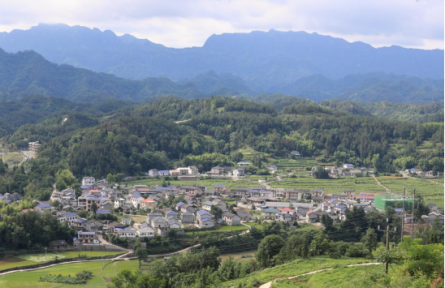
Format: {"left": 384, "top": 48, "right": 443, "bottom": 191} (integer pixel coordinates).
{"left": 377, "top": 176, "right": 444, "bottom": 209}
{"left": 0, "top": 251, "right": 123, "bottom": 271}
{"left": 270, "top": 175, "right": 385, "bottom": 194}
{"left": 0, "top": 259, "right": 139, "bottom": 288}
{"left": 127, "top": 177, "right": 264, "bottom": 190}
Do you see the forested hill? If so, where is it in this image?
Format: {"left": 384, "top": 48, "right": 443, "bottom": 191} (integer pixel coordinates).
{"left": 8, "top": 97, "right": 440, "bottom": 191}
{"left": 1, "top": 47, "right": 443, "bottom": 104}
{"left": 320, "top": 99, "right": 444, "bottom": 123}
{"left": 0, "top": 24, "right": 442, "bottom": 89}
{"left": 0, "top": 48, "right": 207, "bottom": 102}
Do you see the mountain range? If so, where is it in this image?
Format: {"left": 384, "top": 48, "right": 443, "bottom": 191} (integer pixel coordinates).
{"left": 0, "top": 24, "right": 443, "bottom": 104}
{"left": 0, "top": 47, "right": 443, "bottom": 104}
{"left": 0, "top": 24, "right": 443, "bottom": 93}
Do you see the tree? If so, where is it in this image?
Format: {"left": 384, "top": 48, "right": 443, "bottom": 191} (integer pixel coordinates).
{"left": 361, "top": 228, "right": 378, "bottom": 256}
{"left": 109, "top": 270, "right": 165, "bottom": 288}
{"left": 211, "top": 206, "right": 223, "bottom": 220}
{"left": 91, "top": 202, "right": 98, "bottom": 215}
{"left": 313, "top": 166, "right": 329, "bottom": 179}
{"left": 321, "top": 214, "right": 335, "bottom": 233}
{"left": 256, "top": 235, "right": 285, "bottom": 267}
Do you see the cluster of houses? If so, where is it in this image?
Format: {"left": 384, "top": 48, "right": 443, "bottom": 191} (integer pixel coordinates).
{"left": 2, "top": 172, "right": 443, "bottom": 248}
{"left": 405, "top": 168, "right": 443, "bottom": 178}
{"left": 147, "top": 164, "right": 250, "bottom": 178}
{"left": 310, "top": 164, "right": 373, "bottom": 178}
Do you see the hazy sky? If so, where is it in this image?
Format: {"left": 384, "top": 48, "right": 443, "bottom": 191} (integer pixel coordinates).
{"left": 1, "top": 0, "right": 443, "bottom": 49}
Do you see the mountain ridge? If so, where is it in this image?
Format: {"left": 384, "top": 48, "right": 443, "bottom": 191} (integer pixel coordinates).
{"left": 0, "top": 24, "right": 442, "bottom": 92}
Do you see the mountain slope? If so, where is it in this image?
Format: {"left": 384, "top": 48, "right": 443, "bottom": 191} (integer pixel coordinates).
{"left": 0, "top": 24, "right": 442, "bottom": 92}
{"left": 0, "top": 48, "right": 206, "bottom": 102}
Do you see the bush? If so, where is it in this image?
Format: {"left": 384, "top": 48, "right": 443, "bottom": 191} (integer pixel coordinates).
{"left": 38, "top": 270, "right": 93, "bottom": 284}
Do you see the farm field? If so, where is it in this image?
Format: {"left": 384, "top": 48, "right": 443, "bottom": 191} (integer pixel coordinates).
{"left": 0, "top": 259, "right": 139, "bottom": 288}
{"left": 127, "top": 177, "right": 265, "bottom": 190}
{"left": 1, "top": 152, "right": 23, "bottom": 165}
{"left": 377, "top": 176, "right": 444, "bottom": 209}
{"left": 0, "top": 251, "right": 123, "bottom": 271}
{"left": 270, "top": 175, "right": 385, "bottom": 194}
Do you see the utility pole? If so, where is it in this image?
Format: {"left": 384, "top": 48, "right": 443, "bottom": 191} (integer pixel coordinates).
{"left": 401, "top": 186, "right": 405, "bottom": 242}
{"left": 411, "top": 190, "right": 416, "bottom": 239}
{"left": 385, "top": 218, "right": 390, "bottom": 274}
{"left": 378, "top": 218, "right": 397, "bottom": 275}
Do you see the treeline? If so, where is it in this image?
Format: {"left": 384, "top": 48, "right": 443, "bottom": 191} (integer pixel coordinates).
{"left": 0, "top": 209, "right": 74, "bottom": 251}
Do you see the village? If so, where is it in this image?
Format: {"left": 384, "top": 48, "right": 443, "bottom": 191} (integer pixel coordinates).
{"left": 0, "top": 161, "right": 442, "bottom": 251}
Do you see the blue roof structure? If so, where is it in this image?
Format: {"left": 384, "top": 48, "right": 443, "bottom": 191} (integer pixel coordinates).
{"left": 214, "top": 184, "right": 225, "bottom": 187}
{"left": 176, "top": 202, "right": 186, "bottom": 207}
{"left": 62, "top": 212, "right": 78, "bottom": 217}
{"left": 166, "top": 211, "right": 178, "bottom": 215}
{"left": 96, "top": 210, "right": 110, "bottom": 214}
{"left": 38, "top": 203, "right": 51, "bottom": 208}
{"left": 263, "top": 209, "right": 279, "bottom": 213}
{"left": 197, "top": 210, "right": 211, "bottom": 216}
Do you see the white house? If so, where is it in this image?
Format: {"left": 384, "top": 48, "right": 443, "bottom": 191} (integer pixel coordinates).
{"left": 82, "top": 177, "right": 95, "bottom": 186}
{"left": 237, "top": 161, "right": 250, "bottom": 167}
{"left": 148, "top": 169, "right": 158, "bottom": 177}
{"left": 118, "top": 227, "right": 137, "bottom": 238}
{"left": 233, "top": 169, "right": 245, "bottom": 177}
{"left": 114, "top": 198, "right": 125, "bottom": 208}
{"left": 202, "top": 201, "right": 217, "bottom": 211}
{"left": 343, "top": 164, "right": 354, "bottom": 169}
{"left": 58, "top": 212, "right": 79, "bottom": 226}
{"left": 137, "top": 227, "right": 155, "bottom": 238}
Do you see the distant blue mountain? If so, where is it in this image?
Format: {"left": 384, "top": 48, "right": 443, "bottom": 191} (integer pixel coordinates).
{"left": 0, "top": 24, "right": 442, "bottom": 93}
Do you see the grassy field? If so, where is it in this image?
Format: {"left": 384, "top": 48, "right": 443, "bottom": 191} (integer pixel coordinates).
{"left": 0, "top": 251, "right": 123, "bottom": 271}
{"left": 271, "top": 264, "right": 385, "bottom": 287}
{"left": 219, "top": 250, "right": 256, "bottom": 263}
{"left": 220, "top": 257, "right": 375, "bottom": 287}
{"left": 0, "top": 259, "right": 139, "bottom": 288}
{"left": 185, "top": 225, "right": 249, "bottom": 236}
{"left": 1, "top": 152, "right": 23, "bottom": 165}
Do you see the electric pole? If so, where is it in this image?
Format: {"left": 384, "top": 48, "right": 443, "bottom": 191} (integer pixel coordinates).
{"left": 378, "top": 218, "right": 397, "bottom": 274}
{"left": 411, "top": 189, "right": 416, "bottom": 239}
{"left": 401, "top": 186, "right": 405, "bottom": 242}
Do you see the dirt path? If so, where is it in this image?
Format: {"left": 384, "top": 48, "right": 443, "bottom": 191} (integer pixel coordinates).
{"left": 258, "top": 262, "right": 381, "bottom": 288}
{"left": 371, "top": 175, "right": 390, "bottom": 192}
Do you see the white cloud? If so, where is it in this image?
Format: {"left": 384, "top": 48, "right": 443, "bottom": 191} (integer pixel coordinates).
{"left": 0, "top": 0, "right": 442, "bottom": 49}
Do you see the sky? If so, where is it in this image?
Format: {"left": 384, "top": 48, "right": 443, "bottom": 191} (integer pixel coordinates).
{"left": 0, "top": 0, "right": 443, "bottom": 49}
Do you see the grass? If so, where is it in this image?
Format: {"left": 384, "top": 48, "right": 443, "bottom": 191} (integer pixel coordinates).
{"left": 305, "top": 264, "right": 384, "bottom": 287}
{"left": 0, "top": 251, "right": 123, "bottom": 271}
{"left": 219, "top": 250, "right": 256, "bottom": 263}
{"left": 271, "top": 265, "right": 385, "bottom": 287}
{"left": 0, "top": 258, "right": 37, "bottom": 270}
{"left": 1, "top": 152, "right": 23, "bottom": 165}
{"left": 0, "top": 259, "right": 140, "bottom": 288}
{"left": 185, "top": 225, "right": 249, "bottom": 236}
{"left": 220, "top": 257, "right": 375, "bottom": 287}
